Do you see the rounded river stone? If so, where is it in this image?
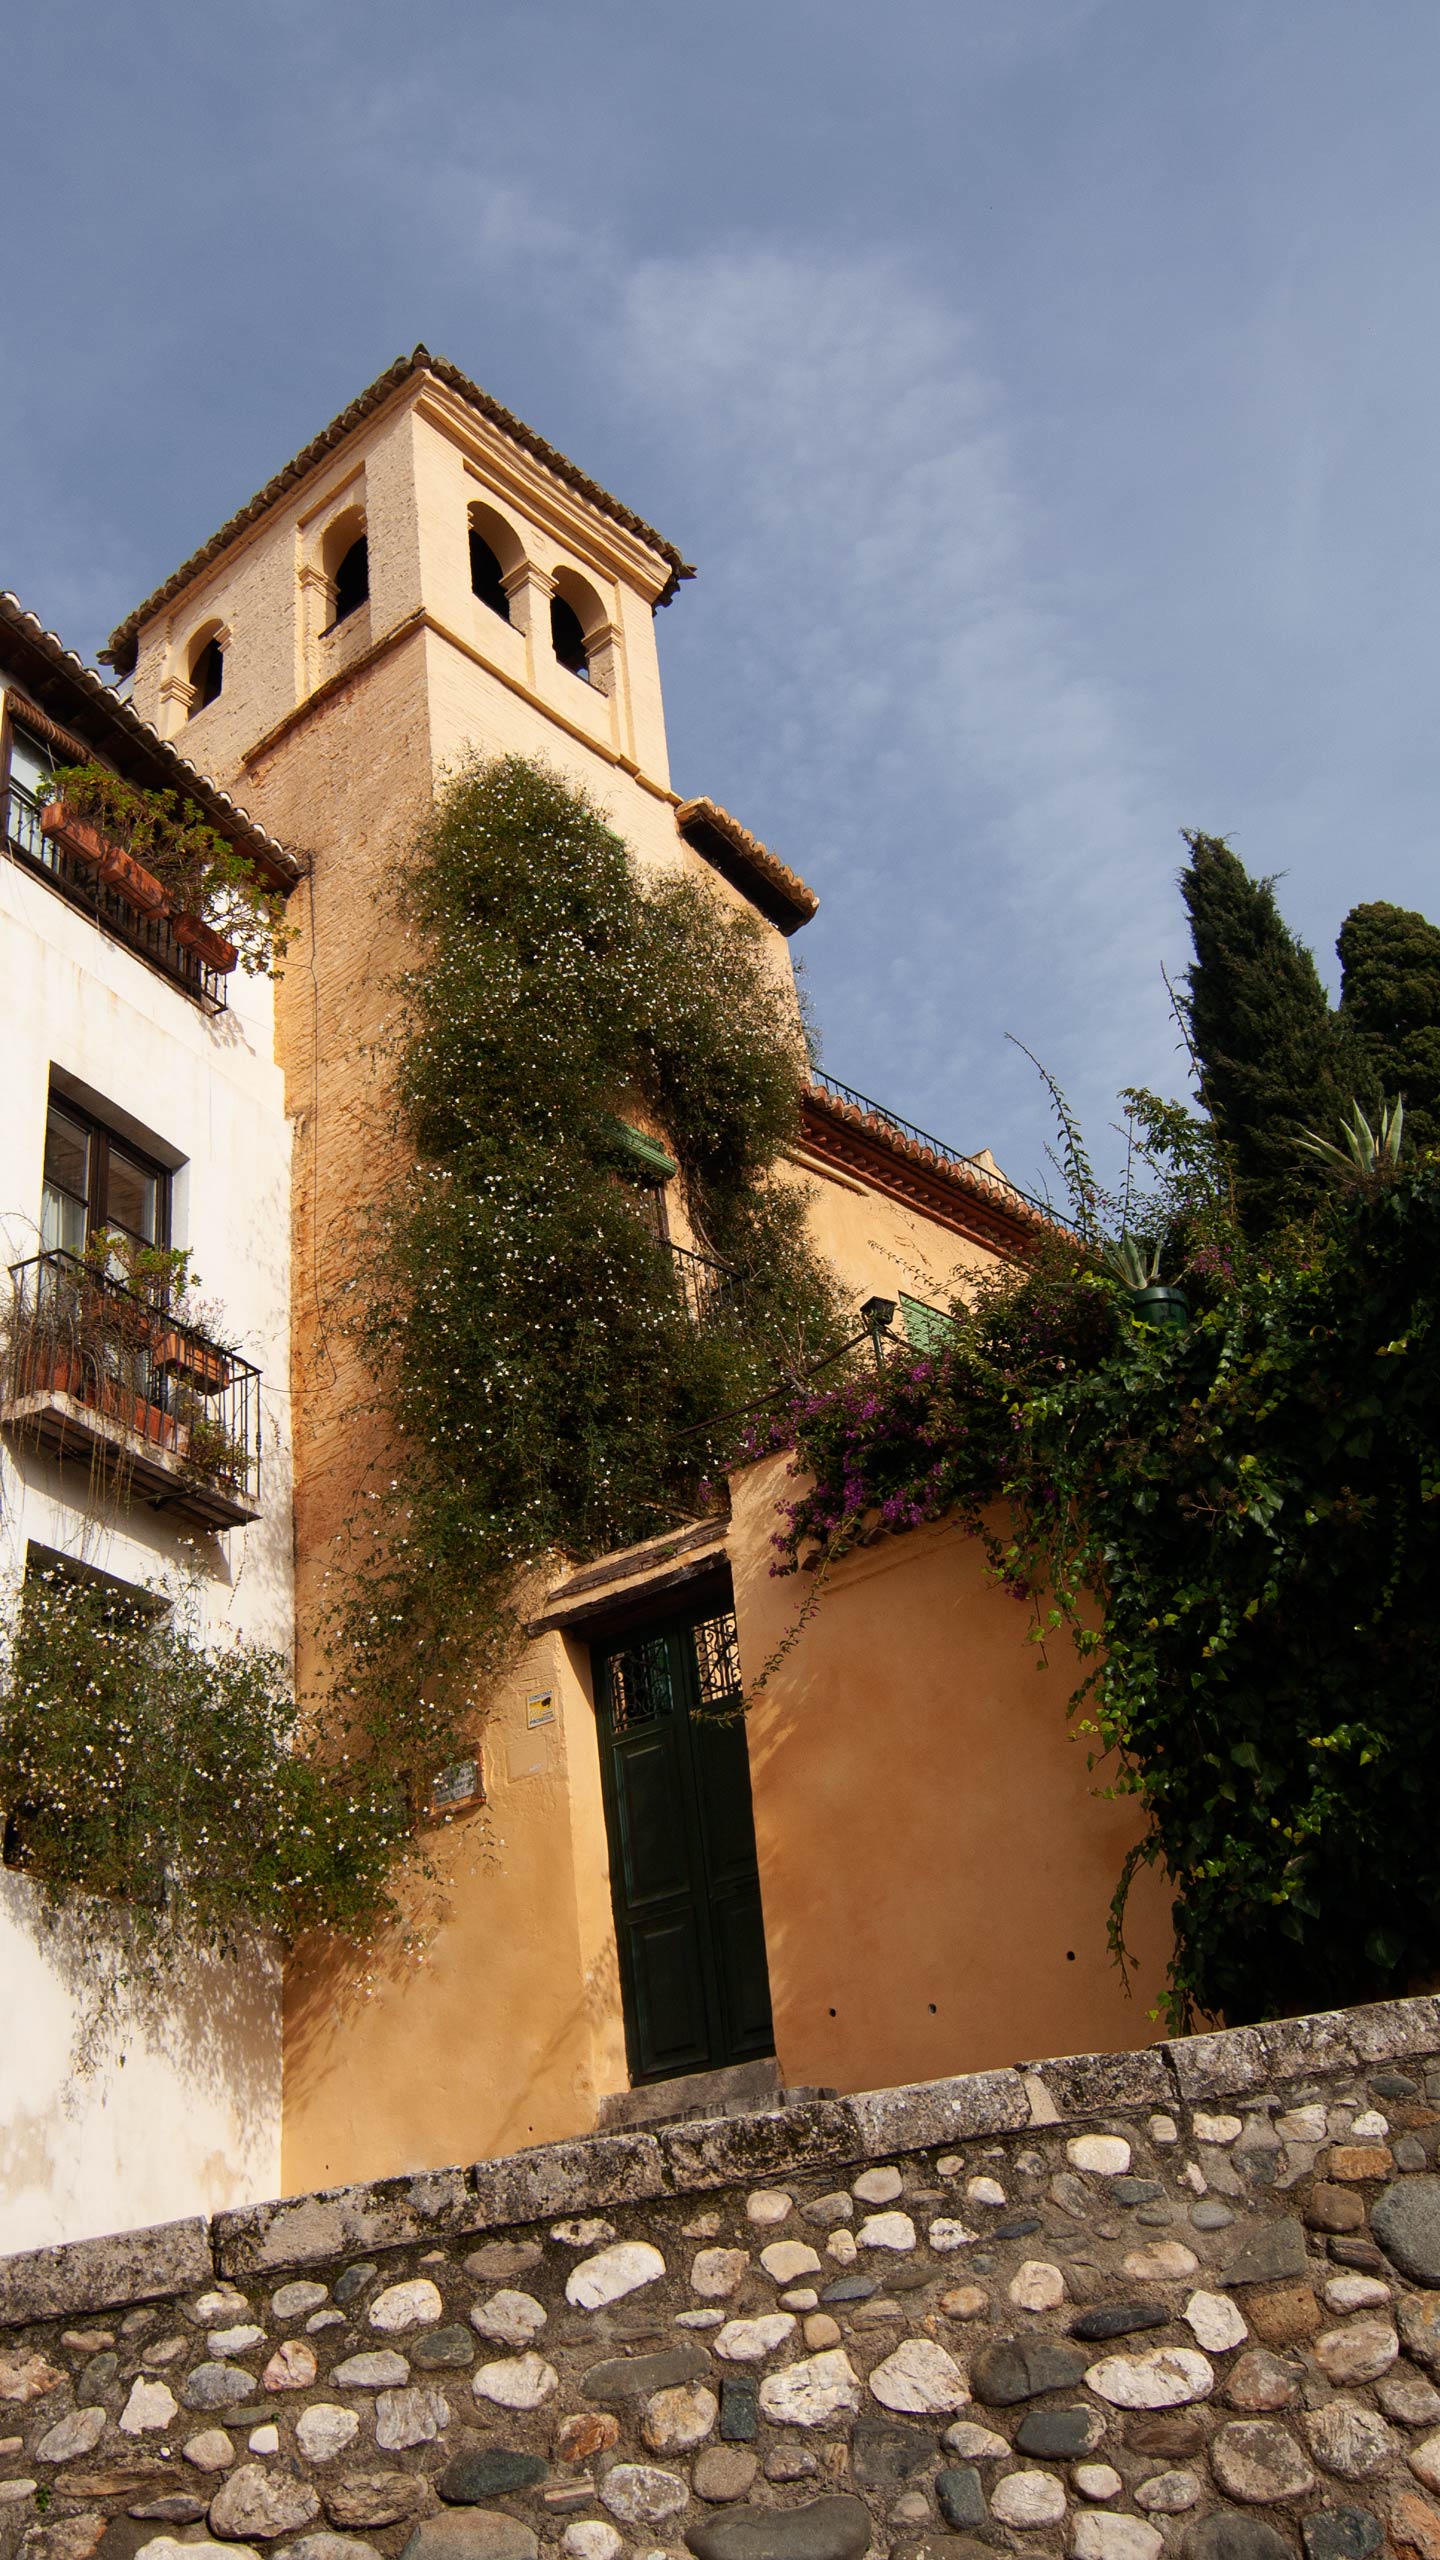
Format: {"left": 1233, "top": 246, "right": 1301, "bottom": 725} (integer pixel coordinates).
{"left": 1301, "top": 2514, "right": 1384, "bottom": 2560}
{"left": 438, "top": 2449, "right": 547, "bottom": 2503}
{"left": 333, "top": 2264, "right": 378, "bottom": 2308}
{"left": 1071, "top": 2305, "right": 1169, "bottom": 2342}
{"left": 582, "top": 2343, "right": 710, "bottom": 2404}
{"left": 685, "top": 2496, "right": 872, "bottom": 2560}
{"left": 322, "top": 2474, "right": 433, "bottom": 2530}
{"left": 208, "top": 2462, "right": 322, "bottom": 2540}
{"left": 1372, "top": 2176, "right": 1440, "bottom": 2286}
{"left": 182, "top": 2363, "right": 257, "bottom": 2413}
{"left": 403, "top": 2518, "right": 538, "bottom": 2560}
{"left": 851, "top": 2420, "right": 932, "bottom": 2488}
{"left": 1017, "top": 2405, "right": 1105, "bottom": 2456}
{"left": 969, "top": 2337, "right": 1087, "bottom": 2405}
{"left": 1183, "top": 2519, "right": 1293, "bottom": 2560}
{"left": 412, "top": 2328, "right": 476, "bottom": 2371}
{"left": 935, "top": 2466, "right": 987, "bottom": 2529}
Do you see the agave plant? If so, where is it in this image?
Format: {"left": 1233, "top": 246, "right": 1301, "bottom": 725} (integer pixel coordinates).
{"left": 1296, "top": 1095, "right": 1405, "bottom": 1182}
{"left": 1101, "top": 1232, "right": 1165, "bottom": 1290}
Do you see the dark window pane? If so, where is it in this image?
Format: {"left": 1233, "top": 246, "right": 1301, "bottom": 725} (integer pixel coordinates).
{"left": 551, "top": 594, "right": 590, "bottom": 678}
{"left": 191, "top": 638, "right": 224, "bottom": 708}
{"left": 9, "top": 728, "right": 56, "bottom": 803}
{"left": 43, "top": 1105, "right": 89, "bottom": 1209}
{"left": 470, "top": 530, "right": 511, "bottom": 622}
{"left": 693, "top": 1611, "right": 743, "bottom": 1711}
{"left": 104, "top": 1144, "right": 159, "bottom": 1244}
{"left": 609, "top": 1634, "right": 674, "bottom": 1731}
{"left": 333, "top": 537, "right": 369, "bottom": 623}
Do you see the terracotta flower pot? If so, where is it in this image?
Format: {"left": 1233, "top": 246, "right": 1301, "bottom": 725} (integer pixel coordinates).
{"left": 39, "top": 802, "right": 108, "bottom": 868}
{"left": 94, "top": 1377, "right": 187, "bottom": 1456}
{"left": 15, "top": 1343, "right": 86, "bottom": 1397}
{"left": 171, "top": 911, "right": 239, "bottom": 973}
{"left": 97, "top": 842, "right": 168, "bottom": 917}
{"left": 152, "top": 1331, "right": 232, "bottom": 1394}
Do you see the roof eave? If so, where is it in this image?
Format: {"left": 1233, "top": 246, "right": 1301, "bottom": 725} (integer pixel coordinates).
{"left": 0, "top": 592, "right": 300, "bottom": 889}
{"left": 675, "top": 797, "right": 819, "bottom": 935}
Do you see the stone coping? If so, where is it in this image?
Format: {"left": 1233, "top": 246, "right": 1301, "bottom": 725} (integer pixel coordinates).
{"left": 3, "top": 1993, "right": 1437, "bottom": 2328}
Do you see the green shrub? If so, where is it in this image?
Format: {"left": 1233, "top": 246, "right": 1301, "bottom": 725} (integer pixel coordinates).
{"left": 329, "top": 753, "right": 847, "bottom": 1803}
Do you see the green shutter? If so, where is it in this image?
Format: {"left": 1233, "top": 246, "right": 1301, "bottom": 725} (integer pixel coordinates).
{"left": 900, "top": 1292, "right": 956, "bottom": 1354}
{"left": 609, "top": 1118, "right": 678, "bottom": 1183}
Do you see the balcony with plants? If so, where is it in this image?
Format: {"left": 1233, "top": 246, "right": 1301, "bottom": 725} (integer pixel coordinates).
{"left": 3, "top": 761, "right": 291, "bottom": 1009}
{"left": 0, "top": 1240, "right": 261, "bottom": 1529}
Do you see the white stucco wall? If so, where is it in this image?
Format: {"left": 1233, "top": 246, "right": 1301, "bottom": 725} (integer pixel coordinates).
{"left": 0, "top": 692, "right": 291, "bottom": 2247}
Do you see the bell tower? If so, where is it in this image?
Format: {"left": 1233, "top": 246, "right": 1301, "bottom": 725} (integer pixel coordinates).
{"left": 111, "top": 346, "right": 696, "bottom": 865}
{"left": 103, "top": 353, "right": 827, "bottom": 2188}
{"left": 103, "top": 353, "right": 732, "bottom": 1777}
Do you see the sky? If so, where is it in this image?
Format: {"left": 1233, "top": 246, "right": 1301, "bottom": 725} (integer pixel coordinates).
{"left": 5, "top": 0, "right": 1439, "bottom": 1196}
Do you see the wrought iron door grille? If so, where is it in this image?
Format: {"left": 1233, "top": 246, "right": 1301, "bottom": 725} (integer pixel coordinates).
{"left": 607, "top": 1633, "right": 675, "bottom": 1730}
{"left": 693, "top": 1609, "right": 743, "bottom": 1711}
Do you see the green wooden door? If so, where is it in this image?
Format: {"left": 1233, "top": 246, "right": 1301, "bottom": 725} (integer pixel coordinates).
{"left": 595, "top": 1605, "right": 774, "bottom": 2084}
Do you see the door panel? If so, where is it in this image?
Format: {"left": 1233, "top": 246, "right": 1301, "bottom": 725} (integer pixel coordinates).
{"left": 690, "top": 1712, "right": 763, "bottom": 1888}
{"left": 597, "top": 1605, "right": 774, "bottom": 2084}
{"left": 610, "top": 1728, "right": 695, "bottom": 1909}
{"left": 628, "top": 1907, "right": 715, "bottom": 2078}
{"left": 710, "top": 1884, "right": 775, "bottom": 2059}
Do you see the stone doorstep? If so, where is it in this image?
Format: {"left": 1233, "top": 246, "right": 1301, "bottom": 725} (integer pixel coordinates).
{"left": 596, "top": 2059, "right": 787, "bottom": 2132}
{"left": 1, "top": 1988, "right": 1438, "bottom": 2323}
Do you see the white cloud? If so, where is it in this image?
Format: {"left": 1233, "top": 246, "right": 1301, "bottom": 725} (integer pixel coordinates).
{"left": 608, "top": 244, "right": 1188, "bottom": 1179}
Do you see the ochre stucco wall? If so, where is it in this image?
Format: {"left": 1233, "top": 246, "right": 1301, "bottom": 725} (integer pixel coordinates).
{"left": 779, "top": 1141, "right": 1000, "bottom": 1322}
{"left": 282, "top": 1455, "right": 1174, "bottom": 2193}
{"left": 730, "top": 1454, "right": 1174, "bottom": 2094}
{"left": 280, "top": 1620, "right": 628, "bottom": 2195}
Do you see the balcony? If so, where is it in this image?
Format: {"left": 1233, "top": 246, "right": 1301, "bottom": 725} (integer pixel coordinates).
{"left": 2, "top": 782, "right": 230, "bottom": 1012}
{"left": 1, "top": 1251, "right": 262, "bottom": 1529}
{"left": 668, "top": 1240, "right": 740, "bottom": 1323}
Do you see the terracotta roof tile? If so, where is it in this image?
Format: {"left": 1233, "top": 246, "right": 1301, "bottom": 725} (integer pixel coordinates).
{"left": 675, "top": 796, "right": 819, "bottom": 933}
{"left": 0, "top": 591, "right": 298, "bottom": 886}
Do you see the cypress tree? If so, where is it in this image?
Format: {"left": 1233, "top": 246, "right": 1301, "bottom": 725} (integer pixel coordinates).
{"left": 1337, "top": 901, "right": 1440, "bottom": 1154}
{"left": 1180, "top": 832, "right": 1357, "bottom": 1228}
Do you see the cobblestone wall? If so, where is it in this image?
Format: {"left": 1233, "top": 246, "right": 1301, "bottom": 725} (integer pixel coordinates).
{"left": 3, "top": 1998, "right": 1440, "bottom": 2560}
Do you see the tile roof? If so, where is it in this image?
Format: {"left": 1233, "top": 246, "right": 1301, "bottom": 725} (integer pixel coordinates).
{"left": 0, "top": 591, "right": 298, "bottom": 887}
{"left": 801, "top": 1078, "right": 1055, "bottom": 1254}
{"left": 103, "top": 347, "right": 695, "bottom": 678}
{"left": 675, "top": 797, "right": 819, "bottom": 933}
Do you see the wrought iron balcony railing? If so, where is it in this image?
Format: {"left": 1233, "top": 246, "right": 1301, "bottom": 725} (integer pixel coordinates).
{"left": 2, "top": 781, "right": 229, "bottom": 1012}
{"left": 668, "top": 1239, "right": 741, "bottom": 1324}
{"left": 1, "top": 1251, "right": 262, "bottom": 1529}
{"left": 807, "top": 1068, "right": 1069, "bottom": 1229}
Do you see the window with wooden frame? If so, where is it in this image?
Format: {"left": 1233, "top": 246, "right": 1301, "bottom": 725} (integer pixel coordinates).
{"left": 41, "top": 1091, "right": 171, "bottom": 1261}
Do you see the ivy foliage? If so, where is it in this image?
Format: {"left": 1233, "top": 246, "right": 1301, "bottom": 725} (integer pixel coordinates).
{"left": 0, "top": 1570, "right": 401, "bottom": 1961}
{"left": 332, "top": 753, "right": 846, "bottom": 1798}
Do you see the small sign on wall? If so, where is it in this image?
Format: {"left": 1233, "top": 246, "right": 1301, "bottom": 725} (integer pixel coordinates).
{"left": 526, "top": 1690, "right": 555, "bottom": 1728}
{"left": 430, "top": 1755, "right": 483, "bottom": 1814}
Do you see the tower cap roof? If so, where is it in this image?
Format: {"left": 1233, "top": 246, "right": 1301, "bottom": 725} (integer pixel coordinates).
{"left": 103, "top": 347, "right": 695, "bottom": 677}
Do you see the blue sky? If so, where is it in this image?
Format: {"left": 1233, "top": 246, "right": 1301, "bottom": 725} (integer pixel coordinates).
{"left": 6, "top": 2, "right": 1438, "bottom": 1192}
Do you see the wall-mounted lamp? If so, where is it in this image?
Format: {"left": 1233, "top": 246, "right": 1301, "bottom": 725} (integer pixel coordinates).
{"left": 859, "top": 1295, "right": 897, "bottom": 1373}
